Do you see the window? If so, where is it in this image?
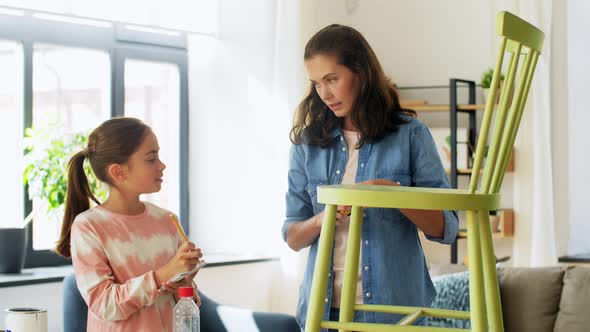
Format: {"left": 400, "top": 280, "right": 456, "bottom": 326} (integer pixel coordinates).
{"left": 0, "top": 41, "right": 23, "bottom": 229}
{"left": 0, "top": 7, "right": 189, "bottom": 267}
{"left": 0, "top": 0, "right": 218, "bottom": 34}
{"left": 31, "top": 44, "right": 110, "bottom": 250}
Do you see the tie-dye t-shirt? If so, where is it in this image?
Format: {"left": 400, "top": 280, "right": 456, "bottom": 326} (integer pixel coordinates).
{"left": 70, "top": 201, "right": 184, "bottom": 332}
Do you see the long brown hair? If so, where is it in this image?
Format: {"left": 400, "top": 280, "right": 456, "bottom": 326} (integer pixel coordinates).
{"left": 55, "top": 117, "right": 150, "bottom": 258}
{"left": 290, "top": 24, "right": 416, "bottom": 147}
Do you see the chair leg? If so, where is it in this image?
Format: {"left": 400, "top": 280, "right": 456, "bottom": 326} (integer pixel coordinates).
{"left": 305, "top": 204, "right": 338, "bottom": 332}
{"left": 467, "top": 210, "right": 487, "bottom": 332}
{"left": 478, "top": 210, "right": 504, "bottom": 332}
{"left": 338, "top": 206, "right": 363, "bottom": 332}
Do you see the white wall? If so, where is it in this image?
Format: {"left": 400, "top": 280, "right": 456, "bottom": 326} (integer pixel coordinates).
{"left": 300, "top": 0, "right": 495, "bottom": 86}
{"left": 567, "top": 0, "right": 590, "bottom": 255}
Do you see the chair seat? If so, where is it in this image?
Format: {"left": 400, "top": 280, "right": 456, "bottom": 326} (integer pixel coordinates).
{"left": 318, "top": 185, "right": 500, "bottom": 211}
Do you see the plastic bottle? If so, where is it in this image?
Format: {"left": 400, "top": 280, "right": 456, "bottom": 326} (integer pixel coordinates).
{"left": 173, "top": 286, "right": 200, "bottom": 332}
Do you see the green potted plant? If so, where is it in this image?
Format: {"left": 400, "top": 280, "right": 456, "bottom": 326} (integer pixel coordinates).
{"left": 480, "top": 68, "right": 505, "bottom": 104}
{"left": 23, "top": 127, "right": 107, "bottom": 217}
{"left": 0, "top": 127, "right": 107, "bottom": 273}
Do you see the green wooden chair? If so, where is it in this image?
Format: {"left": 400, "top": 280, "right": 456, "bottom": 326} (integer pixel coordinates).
{"left": 305, "top": 11, "right": 544, "bottom": 332}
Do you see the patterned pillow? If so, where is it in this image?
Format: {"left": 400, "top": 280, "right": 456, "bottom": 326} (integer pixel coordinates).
{"left": 426, "top": 271, "right": 471, "bottom": 328}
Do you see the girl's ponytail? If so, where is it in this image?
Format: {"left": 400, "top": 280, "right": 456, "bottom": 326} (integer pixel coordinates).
{"left": 55, "top": 150, "right": 100, "bottom": 258}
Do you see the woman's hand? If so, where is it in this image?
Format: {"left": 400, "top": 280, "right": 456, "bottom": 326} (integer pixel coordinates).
{"left": 360, "top": 178, "right": 444, "bottom": 237}
{"left": 154, "top": 242, "right": 203, "bottom": 288}
{"left": 327, "top": 179, "right": 401, "bottom": 219}
{"left": 315, "top": 204, "right": 354, "bottom": 228}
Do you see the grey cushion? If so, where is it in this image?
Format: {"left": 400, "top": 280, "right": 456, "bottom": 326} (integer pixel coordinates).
{"left": 553, "top": 267, "right": 590, "bottom": 332}
{"left": 498, "top": 266, "right": 566, "bottom": 332}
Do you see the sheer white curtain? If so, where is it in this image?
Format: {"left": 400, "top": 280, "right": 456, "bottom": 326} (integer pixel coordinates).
{"left": 187, "top": 0, "right": 301, "bottom": 256}
{"left": 497, "top": 0, "right": 557, "bottom": 266}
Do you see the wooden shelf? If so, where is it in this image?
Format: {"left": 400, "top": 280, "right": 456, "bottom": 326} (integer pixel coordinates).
{"left": 400, "top": 101, "right": 486, "bottom": 112}
{"left": 457, "top": 209, "right": 514, "bottom": 239}
{"left": 445, "top": 168, "right": 479, "bottom": 175}
{"left": 399, "top": 85, "right": 508, "bottom": 265}
{"left": 457, "top": 230, "right": 506, "bottom": 239}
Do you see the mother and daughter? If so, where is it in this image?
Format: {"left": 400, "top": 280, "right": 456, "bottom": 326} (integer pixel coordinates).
{"left": 58, "top": 24, "right": 456, "bottom": 331}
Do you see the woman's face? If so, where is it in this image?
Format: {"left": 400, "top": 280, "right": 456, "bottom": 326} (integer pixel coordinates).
{"left": 305, "top": 54, "right": 360, "bottom": 130}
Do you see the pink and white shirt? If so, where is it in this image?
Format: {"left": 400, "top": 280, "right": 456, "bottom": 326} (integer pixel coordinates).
{"left": 71, "top": 201, "right": 184, "bottom": 332}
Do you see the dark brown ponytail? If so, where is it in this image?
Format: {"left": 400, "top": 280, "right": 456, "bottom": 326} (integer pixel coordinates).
{"left": 55, "top": 150, "right": 100, "bottom": 258}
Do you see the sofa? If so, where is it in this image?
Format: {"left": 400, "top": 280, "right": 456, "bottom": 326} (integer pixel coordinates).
{"left": 62, "top": 273, "right": 299, "bottom": 332}
{"left": 427, "top": 264, "right": 590, "bottom": 332}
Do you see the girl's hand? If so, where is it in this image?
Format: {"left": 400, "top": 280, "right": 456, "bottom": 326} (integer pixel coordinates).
{"left": 155, "top": 242, "right": 203, "bottom": 287}
{"left": 159, "top": 279, "right": 202, "bottom": 306}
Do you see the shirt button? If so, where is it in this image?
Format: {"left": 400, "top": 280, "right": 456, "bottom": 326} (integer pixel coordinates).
{"left": 336, "top": 170, "right": 341, "bottom": 174}
{"left": 364, "top": 266, "right": 369, "bottom": 271}
{"left": 360, "top": 163, "right": 365, "bottom": 168}
{"left": 342, "top": 147, "right": 346, "bottom": 152}
{"left": 365, "top": 292, "right": 371, "bottom": 298}
{"left": 340, "top": 137, "right": 343, "bottom": 141}
{"left": 325, "top": 298, "right": 329, "bottom": 303}
{"left": 328, "top": 272, "right": 331, "bottom": 277}
{"left": 364, "top": 240, "right": 369, "bottom": 245}
{"left": 363, "top": 212, "right": 367, "bottom": 218}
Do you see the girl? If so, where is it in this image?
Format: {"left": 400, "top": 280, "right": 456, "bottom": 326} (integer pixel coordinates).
{"left": 56, "top": 117, "right": 202, "bottom": 331}
{"left": 282, "top": 25, "right": 459, "bottom": 329}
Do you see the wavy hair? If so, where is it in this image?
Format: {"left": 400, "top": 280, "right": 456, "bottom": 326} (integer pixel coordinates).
{"left": 290, "top": 24, "right": 415, "bottom": 147}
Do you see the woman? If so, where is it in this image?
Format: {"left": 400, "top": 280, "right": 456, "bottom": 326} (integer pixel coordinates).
{"left": 282, "top": 24, "right": 458, "bottom": 329}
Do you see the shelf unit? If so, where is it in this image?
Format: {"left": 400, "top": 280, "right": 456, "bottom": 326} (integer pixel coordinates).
{"left": 457, "top": 208, "right": 514, "bottom": 239}
{"left": 401, "top": 79, "right": 514, "bottom": 264}
{"left": 449, "top": 79, "right": 478, "bottom": 263}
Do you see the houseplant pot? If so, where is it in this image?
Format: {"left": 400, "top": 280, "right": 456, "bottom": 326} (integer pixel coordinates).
{"left": 0, "top": 227, "right": 28, "bottom": 273}
{"left": 481, "top": 68, "right": 507, "bottom": 105}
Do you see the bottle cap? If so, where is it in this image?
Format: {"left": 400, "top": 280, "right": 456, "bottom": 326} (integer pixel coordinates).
{"left": 178, "top": 286, "right": 194, "bottom": 298}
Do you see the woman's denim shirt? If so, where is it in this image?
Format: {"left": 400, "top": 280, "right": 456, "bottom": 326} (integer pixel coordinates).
{"left": 282, "top": 117, "right": 459, "bottom": 329}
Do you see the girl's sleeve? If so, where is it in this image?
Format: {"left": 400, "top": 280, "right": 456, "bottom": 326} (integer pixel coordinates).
{"left": 70, "top": 219, "right": 161, "bottom": 321}
{"left": 410, "top": 123, "right": 459, "bottom": 244}
{"left": 282, "top": 144, "right": 313, "bottom": 242}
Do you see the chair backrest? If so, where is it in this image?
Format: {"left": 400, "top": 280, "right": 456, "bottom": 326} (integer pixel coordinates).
{"left": 469, "top": 11, "right": 545, "bottom": 195}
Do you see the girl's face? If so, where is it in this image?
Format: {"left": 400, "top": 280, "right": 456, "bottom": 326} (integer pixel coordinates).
{"left": 305, "top": 54, "right": 360, "bottom": 130}
{"left": 121, "top": 130, "right": 166, "bottom": 195}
